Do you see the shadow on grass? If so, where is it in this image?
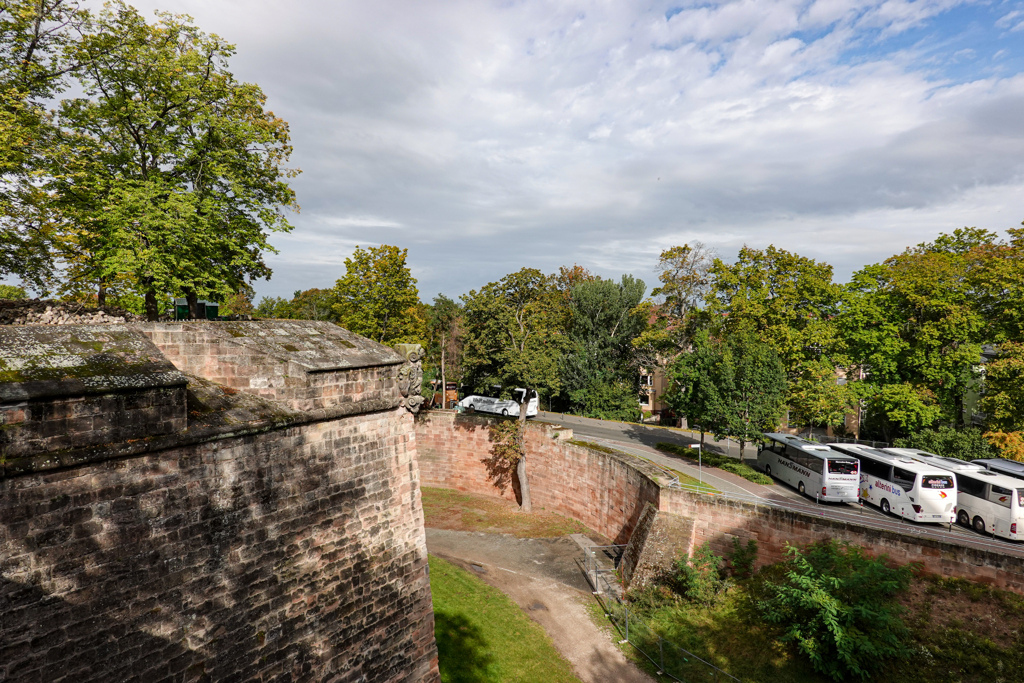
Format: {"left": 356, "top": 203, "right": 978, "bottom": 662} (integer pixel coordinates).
{"left": 435, "top": 610, "right": 494, "bottom": 683}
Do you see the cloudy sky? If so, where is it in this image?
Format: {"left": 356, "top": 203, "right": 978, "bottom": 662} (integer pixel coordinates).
{"left": 116, "top": 1, "right": 1024, "bottom": 303}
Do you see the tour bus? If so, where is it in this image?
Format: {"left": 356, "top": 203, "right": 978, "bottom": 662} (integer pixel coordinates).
{"left": 829, "top": 444, "right": 956, "bottom": 523}
{"left": 458, "top": 388, "right": 539, "bottom": 418}
{"left": 883, "top": 447, "right": 974, "bottom": 471}
{"left": 889, "top": 451, "right": 1024, "bottom": 539}
{"left": 973, "top": 458, "right": 1024, "bottom": 482}
{"left": 757, "top": 434, "right": 860, "bottom": 502}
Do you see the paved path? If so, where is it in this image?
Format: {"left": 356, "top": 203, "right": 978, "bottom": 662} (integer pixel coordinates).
{"left": 426, "top": 529, "right": 655, "bottom": 683}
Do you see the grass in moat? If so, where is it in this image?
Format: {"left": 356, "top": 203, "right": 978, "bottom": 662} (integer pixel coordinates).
{"left": 420, "top": 486, "right": 602, "bottom": 538}
{"left": 429, "top": 555, "right": 582, "bottom": 683}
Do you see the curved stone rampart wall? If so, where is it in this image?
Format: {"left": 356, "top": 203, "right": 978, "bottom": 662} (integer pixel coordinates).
{"left": 414, "top": 411, "right": 663, "bottom": 544}
{"left": 415, "top": 411, "right": 1024, "bottom": 593}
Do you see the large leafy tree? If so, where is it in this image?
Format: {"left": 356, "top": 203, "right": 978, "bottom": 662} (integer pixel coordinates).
{"left": 725, "top": 331, "right": 787, "bottom": 458}
{"left": 45, "top": 2, "right": 297, "bottom": 318}
{"left": 707, "top": 245, "right": 843, "bottom": 379}
{"left": 462, "top": 268, "right": 567, "bottom": 511}
{"left": 426, "top": 294, "right": 463, "bottom": 407}
{"left": 1, "top": 0, "right": 87, "bottom": 290}
{"left": 560, "top": 275, "right": 647, "bottom": 419}
{"left": 665, "top": 328, "right": 733, "bottom": 447}
{"left": 838, "top": 228, "right": 996, "bottom": 435}
{"left": 331, "top": 244, "right": 423, "bottom": 345}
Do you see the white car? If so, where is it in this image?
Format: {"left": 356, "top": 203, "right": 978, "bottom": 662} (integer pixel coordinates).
{"left": 458, "top": 388, "right": 538, "bottom": 418}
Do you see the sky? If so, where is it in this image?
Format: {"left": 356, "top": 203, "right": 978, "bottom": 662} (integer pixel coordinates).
{"left": 90, "top": 1, "right": 1024, "bottom": 303}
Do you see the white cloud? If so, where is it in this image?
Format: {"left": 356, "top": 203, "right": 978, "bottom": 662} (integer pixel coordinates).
{"left": 72, "top": 0, "right": 1024, "bottom": 302}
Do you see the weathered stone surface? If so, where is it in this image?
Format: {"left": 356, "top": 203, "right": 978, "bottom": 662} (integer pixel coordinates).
{"left": 140, "top": 321, "right": 405, "bottom": 412}
{"left": 620, "top": 503, "right": 696, "bottom": 589}
{"left": 0, "top": 326, "right": 188, "bottom": 459}
{"left": 0, "top": 320, "right": 439, "bottom": 683}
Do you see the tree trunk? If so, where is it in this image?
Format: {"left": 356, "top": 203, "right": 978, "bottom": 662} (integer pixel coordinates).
{"left": 517, "top": 388, "right": 532, "bottom": 512}
{"left": 739, "top": 439, "right": 746, "bottom": 460}
{"left": 516, "top": 454, "right": 532, "bottom": 513}
{"left": 700, "top": 430, "right": 706, "bottom": 448}
{"left": 440, "top": 335, "right": 447, "bottom": 410}
{"left": 145, "top": 289, "right": 159, "bottom": 321}
{"left": 97, "top": 283, "right": 106, "bottom": 309}
{"left": 186, "top": 291, "right": 199, "bottom": 319}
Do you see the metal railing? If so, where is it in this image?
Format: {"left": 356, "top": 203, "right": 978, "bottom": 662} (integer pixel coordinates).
{"left": 584, "top": 545, "right": 742, "bottom": 683}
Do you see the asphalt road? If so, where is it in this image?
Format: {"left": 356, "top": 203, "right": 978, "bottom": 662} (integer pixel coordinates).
{"left": 536, "top": 411, "right": 1021, "bottom": 556}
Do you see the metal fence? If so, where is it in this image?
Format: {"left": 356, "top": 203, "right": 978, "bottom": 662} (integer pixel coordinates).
{"left": 584, "top": 545, "right": 742, "bottom": 683}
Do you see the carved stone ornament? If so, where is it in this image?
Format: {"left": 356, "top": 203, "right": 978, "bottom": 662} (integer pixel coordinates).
{"left": 393, "top": 343, "right": 425, "bottom": 414}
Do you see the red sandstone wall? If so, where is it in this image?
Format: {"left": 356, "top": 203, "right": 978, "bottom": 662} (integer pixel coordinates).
{"left": 417, "top": 410, "right": 1024, "bottom": 593}
{"left": 0, "top": 385, "right": 187, "bottom": 459}
{"left": 1, "top": 409, "right": 438, "bottom": 683}
{"left": 415, "top": 412, "right": 662, "bottom": 543}
{"left": 661, "top": 488, "right": 1024, "bottom": 592}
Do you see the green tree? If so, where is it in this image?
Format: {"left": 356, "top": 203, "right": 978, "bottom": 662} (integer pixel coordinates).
{"left": 331, "top": 244, "right": 423, "bottom": 345}
{"left": 788, "top": 360, "right": 853, "bottom": 432}
{"left": 665, "top": 328, "right": 733, "bottom": 447}
{"left": 725, "top": 332, "right": 787, "bottom": 458}
{"left": 0, "top": 283, "right": 27, "bottom": 299}
{"left": 759, "top": 541, "right": 912, "bottom": 682}
{"left": 980, "top": 341, "right": 1024, "bottom": 459}
{"left": 288, "top": 288, "right": 335, "bottom": 321}
{"left": 1, "top": 0, "right": 89, "bottom": 291}
{"left": 46, "top": 2, "right": 297, "bottom": 318}
{"left": 255, "top": 295, "right": 291, "bottom": 319}
{"left": 707, "top": 245, "right": 843, "bottom": 382}
{"left": 462, "top": 268, "right": 567, "bottom": 511}
{"left": 561, "top": 275, "right": 647, "bottom": 419}
{"left": 838, "top": 228, "right": 997, "bottom": 436}
{"left": 892, "top": 425, "right": 997, "bottom": 461}
{"left": 427, "top": 294, "right": 463, "bottom": 408}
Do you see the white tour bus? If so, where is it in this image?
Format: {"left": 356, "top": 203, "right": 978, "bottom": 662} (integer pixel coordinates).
{"left": 757, "top": 433, "right": 860, "bottom": 502}
{"left": 887, "top": 450, "right": 1024, "bottom": 539}
{"left": 458, "top": 388, "right": 539, "bottom": 418}
{"left": 830, "top": 444, "right": 956, "bottom": 523}
{"left": 973, "top": 458, "right": 1024, "bottom": 482}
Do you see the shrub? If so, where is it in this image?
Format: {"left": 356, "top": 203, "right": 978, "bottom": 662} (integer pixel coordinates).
{"left": 727, "top": 537, "right": 758, "bottom": 579}
{"left": 666, "top": 542, "right": 729, "bottom": 606}
{"left": 893, "top": 425, "right": 997, "bottom": 461}
{"left": 655, "top": 442, "right": 773, "bottom": 485}
{"left": 757, "top": 540, "right": 912, "bottom": 681}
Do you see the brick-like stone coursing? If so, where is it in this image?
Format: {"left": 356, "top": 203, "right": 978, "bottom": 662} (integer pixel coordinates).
{"left": 415, "top": 412, "right": 662, "bottom": 544}
{"left": 1, "top": 408, "right": 439, "bottom": 683}
{"left": 0, "top": 385, "right": 187, "bottom": 459}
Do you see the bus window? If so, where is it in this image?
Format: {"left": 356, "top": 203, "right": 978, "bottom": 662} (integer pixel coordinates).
{"left": 1018, "top": 491, "right": 1024, "bottom": 508}
{"left": 959, "top": 476, "right": 986, "bottom": 498}
{"left": 921, "top": 475, "right": 954, "bottom": 489}
{"left": 989, "top": 485, "right": 1014, "bottom": 508}
{"left": 828, "top": 459, "right": 858, "bottom": 475}
{"left": 861, "top": 458, "right": 890, "bottom": 480}
{"left": 892, "top": 467, "right": 916, "bottom": 492}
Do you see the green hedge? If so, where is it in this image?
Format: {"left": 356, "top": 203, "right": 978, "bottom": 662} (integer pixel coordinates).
{"left": 655, "top": 442, "right": 773, "bottom": 485}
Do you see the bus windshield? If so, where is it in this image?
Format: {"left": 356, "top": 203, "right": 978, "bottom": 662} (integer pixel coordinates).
{"left": 921, "top": 475, "right": 954, "bottom": 489}
{"left": 827, "top": 459, "right": 858, "bottom": 475}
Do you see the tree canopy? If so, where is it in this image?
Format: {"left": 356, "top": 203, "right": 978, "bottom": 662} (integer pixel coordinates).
{"left": 331, "top": 244, "right": 423, "bottom": 345}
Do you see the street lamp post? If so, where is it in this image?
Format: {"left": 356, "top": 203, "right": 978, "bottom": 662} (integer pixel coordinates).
{"left": 689, "top": 443, "right": 702, "bottom": 486}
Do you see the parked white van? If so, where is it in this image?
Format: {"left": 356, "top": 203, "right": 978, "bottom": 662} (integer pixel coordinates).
{"left": 458, "top": 388, "right": 538, "bottom": 418}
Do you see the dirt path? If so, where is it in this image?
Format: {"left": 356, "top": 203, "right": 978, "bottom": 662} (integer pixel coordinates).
{"left": 426, "top": 528, "right": 655, "bottom": 683}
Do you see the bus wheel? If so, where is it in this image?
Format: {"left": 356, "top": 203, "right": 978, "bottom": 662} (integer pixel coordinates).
{"left": 973, "top": 516, "right": 987, "bottom": 534}
{"left": 957, "top": 510, "right": 970, "bottom": 527}
{"left": 798, "top": 482, "right": 806, "bottom": 496}
{"left": 501, "top": 409, "right": 508, "bottom": 416}
{"left": 880, "top": 499, "right": 891, "bottom": 515}
{"left": 764, "top": 465, "right": 772, "bottom": 477}
{"left": 467, "top": 404, "right": 475, "bottom": 413}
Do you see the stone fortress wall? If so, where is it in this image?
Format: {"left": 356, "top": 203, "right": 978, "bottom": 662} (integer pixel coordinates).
{"left": 0, "top": 321, "right": 440, "bottom": 683}
{"left": 415, "top": 411, "right": 1024, "bottom": 594}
